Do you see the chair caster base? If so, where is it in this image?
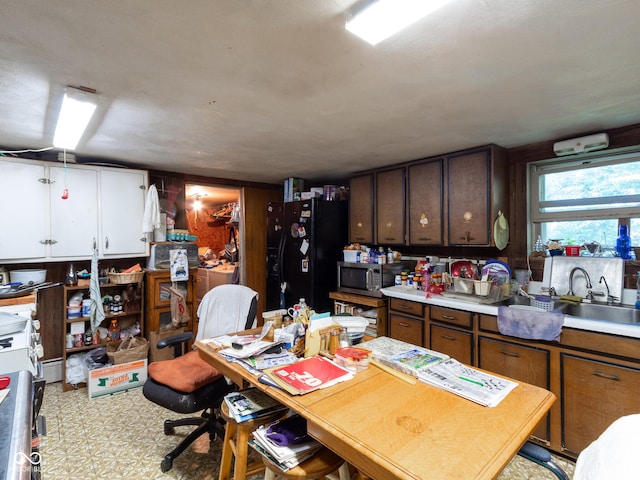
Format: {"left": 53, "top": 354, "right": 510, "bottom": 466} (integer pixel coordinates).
{"left": 161, "top": 456, "right": 173, "bottom": 473}
{"left": 164, "top": 424, "right": 175, "bottom": 435}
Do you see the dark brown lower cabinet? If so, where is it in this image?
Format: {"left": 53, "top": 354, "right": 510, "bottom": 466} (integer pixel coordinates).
{"left": 561, "top": 353, "right": 640, "bottom": 456}
{"left": 478, "top": 336, "right": 550, "bottom": 443}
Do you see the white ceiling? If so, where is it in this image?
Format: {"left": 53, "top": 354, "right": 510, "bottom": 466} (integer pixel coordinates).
{"left": 1, "top": 1, "right": 639, "bottom": 185}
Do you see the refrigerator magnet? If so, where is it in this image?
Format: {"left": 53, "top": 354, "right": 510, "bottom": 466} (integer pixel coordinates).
{"left": 301, "top": 209, "right": 311, "bottom": 218}
{"left": 301, "top": 257, "right": 309, "bottom": 272}
{"left": 290, "top": 223, "right": 299, "bottom": 237}
{"left": 300, "top": 239, "right": 310, "bottom": 255}
{"left": 297, "top": 225, "right": 307, "bottom": 237}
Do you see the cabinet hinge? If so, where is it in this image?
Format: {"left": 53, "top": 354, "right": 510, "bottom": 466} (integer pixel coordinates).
{"left": 38, "top": 178, "right": 55, "bottom": 184}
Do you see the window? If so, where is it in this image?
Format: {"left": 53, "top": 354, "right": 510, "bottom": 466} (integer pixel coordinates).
{"left": 529, "top": 150, "right": 640, "bottom": 253}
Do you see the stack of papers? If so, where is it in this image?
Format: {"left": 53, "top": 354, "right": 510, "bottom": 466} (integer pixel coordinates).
{"left": 360, "top": 336, "right": 449, "bottom": 377}
{"left": 418, "top": 358, "right": 518, "bottom": 407}
{"left": 361, "top": 336, "right": 518, "bottom": 407}
{"left": 223, "top": 388, "right": 288, "bottom": 423}
{"left": 250, "top": 416, "right": 322, "bottom": 471}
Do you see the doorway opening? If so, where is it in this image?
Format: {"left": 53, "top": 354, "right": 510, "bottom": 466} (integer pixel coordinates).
{"left": 185, "top": 184, "right": 243, "bottom": 283}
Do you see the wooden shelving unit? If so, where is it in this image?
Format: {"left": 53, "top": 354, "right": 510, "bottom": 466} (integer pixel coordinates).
{"left": 328, "top": 291, "right": 388, "bottom": 338}
{"left": 62, "top": 281, "right": 144, "bottom": 392}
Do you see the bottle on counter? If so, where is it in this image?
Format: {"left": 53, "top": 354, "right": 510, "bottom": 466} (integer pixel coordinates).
{"left": 616, "top": 225, "right": 632, "bottom": 259}
{"left": 64, "top": 263, "right": 78, "bottom": 286}
{"left": 108, "top": 318, "right": 120, "bottom": 341}
{"left": 387, "top": 248, "right": 394, "bottom": 264}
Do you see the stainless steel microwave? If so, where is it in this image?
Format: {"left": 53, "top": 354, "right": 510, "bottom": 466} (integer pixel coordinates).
{"left": 337, "top": 261, "right": 410, "bottom": 297}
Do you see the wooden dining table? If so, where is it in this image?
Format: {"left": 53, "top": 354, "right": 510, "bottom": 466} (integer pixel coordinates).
{"left": 196, "top": 339, "right": 555, "bottom": 480}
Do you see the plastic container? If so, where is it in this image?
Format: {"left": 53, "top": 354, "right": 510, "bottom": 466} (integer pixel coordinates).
{"left": 82, "top": 299, "right": 92, "bottom": 316}
{"left": 473, "top": 280, "right": 491, "bottom": 296}
{"left": 453, "top": 277, "right": 474, "bottom": 295}
{"left": 333, "top": 347, "right": 372, "bottom": 372}
{"left": 530, "top": 297, "right": 554, "bottom": 311}
{"left": 565, "top": 246, "right": 580, "bottom": 257}
{"left": 343, "top": 250, "right": 358, "bottom": 262}
{"left": 515, "top": 269, "right": 529, "bottom": 286}
{"left": 10, "top": 269, "right": 47, "bottom": 284}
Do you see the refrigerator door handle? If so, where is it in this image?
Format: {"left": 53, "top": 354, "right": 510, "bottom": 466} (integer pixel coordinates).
{"left": 277, "top": 232, "right": 286, "bottom": 285}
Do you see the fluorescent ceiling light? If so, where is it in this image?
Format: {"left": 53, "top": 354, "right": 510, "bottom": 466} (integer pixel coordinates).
{"left": 53, "top": 87, "right": 97, "bottom": 150}
{"left": 346, "top": 0, "right": 453, "bottom": 45}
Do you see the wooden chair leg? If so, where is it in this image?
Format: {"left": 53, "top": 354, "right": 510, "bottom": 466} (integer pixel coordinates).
{"left": 219, "top": 421, "right": 237, "bottom": 480}
{"left": 233, "top": 425, "right": 250, "bottom": 480}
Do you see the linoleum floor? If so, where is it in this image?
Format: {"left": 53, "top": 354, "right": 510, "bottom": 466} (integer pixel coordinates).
{"left": 39, "top": 382, "right": 575, "bottom": 479}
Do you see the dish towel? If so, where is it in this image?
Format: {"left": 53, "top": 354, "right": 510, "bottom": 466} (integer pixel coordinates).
{"left": 142, "top": 184, "right": 161, "bottom": 234}
{"left": 89, "top": 249, "right": 105, "bottom": 333}
{"left": 497, "top": 306, "right": 563, "bottom": 341}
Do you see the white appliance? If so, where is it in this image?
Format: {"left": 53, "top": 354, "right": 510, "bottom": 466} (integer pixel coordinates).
{"left": 0, "top": 302, "right": 43, "bottom": 377}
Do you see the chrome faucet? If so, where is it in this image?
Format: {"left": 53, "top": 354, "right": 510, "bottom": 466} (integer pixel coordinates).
{"left": 598, "top": 276, "right": 618, "bottom": 305}
{"left": 568, "top": 267, "right": 593, "bottom": 299}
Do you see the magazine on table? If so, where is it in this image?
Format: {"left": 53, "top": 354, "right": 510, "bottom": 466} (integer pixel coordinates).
{"left": 359, "top": 336, "right": 449, "bottom": 377}
{"left": 360, "top": 336, "right": 517, "bottom": 407}
{"left": 223, "top": 388, "right": 288, "bottom": 422}
{"left": 418, "top": 358, "right": 519, "bottom": 407}
{"left": 264, "top": 355, "right": 353, "bottom": 395}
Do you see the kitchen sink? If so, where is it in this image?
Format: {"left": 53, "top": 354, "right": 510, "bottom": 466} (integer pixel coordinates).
{"left": 499, "top": 296, "right": 640, "bottom": 325}
{"left": 561, "top": 302, "right": 640, "bottom": 325}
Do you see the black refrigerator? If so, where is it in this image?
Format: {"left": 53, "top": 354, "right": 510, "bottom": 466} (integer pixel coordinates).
{"left": 266, "top": 198, "right": 347, "bottom": 313}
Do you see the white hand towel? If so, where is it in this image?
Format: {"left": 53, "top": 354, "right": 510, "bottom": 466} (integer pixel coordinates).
{"left": 142, "top": 184, "right": 161, "bottom": 234}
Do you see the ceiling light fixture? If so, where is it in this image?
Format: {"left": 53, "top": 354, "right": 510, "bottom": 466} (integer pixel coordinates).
{"left": 53, "top": 86, "right": 98, "bottom": 150}
{"left": 191, "top": 193, "right": 207, "bottom": 214}
{"left": 346, "top": 0, "right": 453, "bottom": 45}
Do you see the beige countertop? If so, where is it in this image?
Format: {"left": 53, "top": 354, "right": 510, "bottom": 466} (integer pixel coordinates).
{"left": 380, "top": 286, "right": 640, "bottom": 339}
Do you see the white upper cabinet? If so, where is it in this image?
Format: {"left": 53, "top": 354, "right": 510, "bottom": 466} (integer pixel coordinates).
{"left": 48, "top": 165, "right": 99, "bottom": 258}
{"left": 0, "top": 160, "right": 49, "bottom": 260}
{"left": 99, "top": 169, "right": 148, "bottom": 257}
{"left": 0, "top": 158, "right": 148, "bottom": 262}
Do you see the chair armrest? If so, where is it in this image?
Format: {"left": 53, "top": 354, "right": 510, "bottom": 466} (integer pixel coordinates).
{"left": 156, "top": 331, "right": 194, "bottom": 349}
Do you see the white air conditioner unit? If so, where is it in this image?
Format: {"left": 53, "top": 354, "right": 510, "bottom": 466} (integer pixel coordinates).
{"left": 553, "top": 133, "right": 609, "bottom": 156}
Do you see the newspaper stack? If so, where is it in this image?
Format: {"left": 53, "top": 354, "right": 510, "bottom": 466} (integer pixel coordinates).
{"left": 250, "top": 415, "right": 322, "bottom": 471}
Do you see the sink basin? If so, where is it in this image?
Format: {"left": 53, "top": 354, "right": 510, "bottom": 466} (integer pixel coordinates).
{"left": 561, "top": 302, "right": 640, "bottom": 325}
{"left": 498, "top": 296, "right": 640, "bottom": 325}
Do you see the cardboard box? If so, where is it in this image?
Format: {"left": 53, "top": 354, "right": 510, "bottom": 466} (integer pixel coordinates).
{"left": 88, "top": 359, "right": 147, "bottom": 399}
